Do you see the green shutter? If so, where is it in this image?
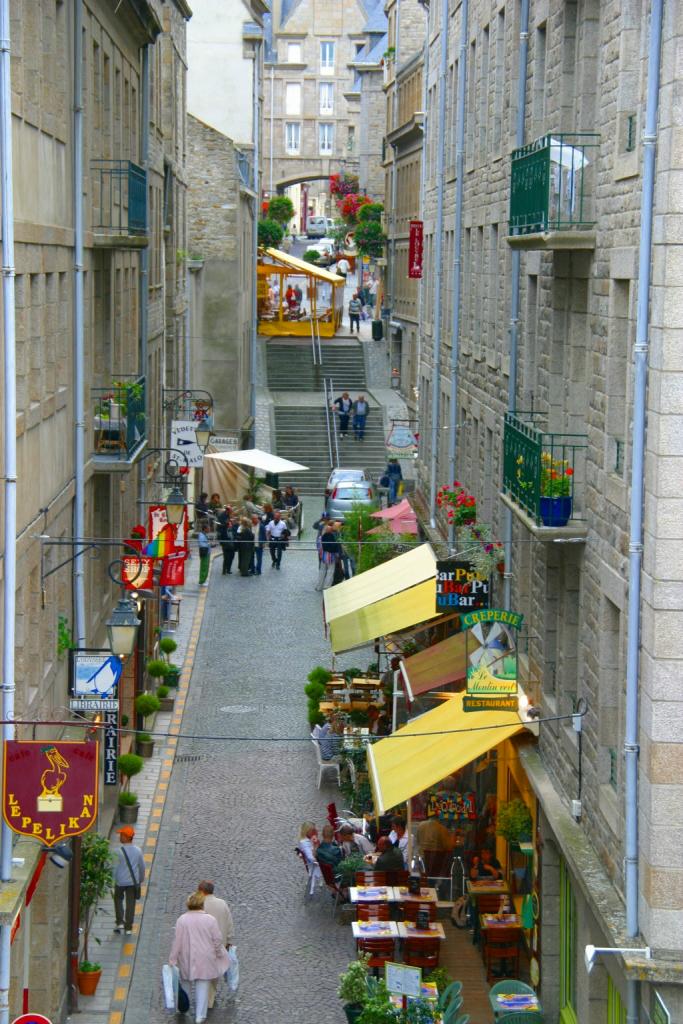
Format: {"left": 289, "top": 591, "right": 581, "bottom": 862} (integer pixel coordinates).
{"left": 607, "top": 978, "right": 626, "bottom": 1024}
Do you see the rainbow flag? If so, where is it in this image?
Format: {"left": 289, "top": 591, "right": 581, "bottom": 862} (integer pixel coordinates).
{"left": 145, "top": 523, "right": 175, "bottom": 558}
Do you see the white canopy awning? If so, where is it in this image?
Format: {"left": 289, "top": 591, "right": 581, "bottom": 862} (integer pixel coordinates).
{"left": 203, "top": 448, "right": 309, "bottom": 474}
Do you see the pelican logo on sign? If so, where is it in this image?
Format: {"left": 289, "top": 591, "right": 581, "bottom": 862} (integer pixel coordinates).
{"left": 12, "top": 1015, "right": 53, "bottom": 1024}
{"left": 3, "top": 741, "right": 99, "bottom": 846}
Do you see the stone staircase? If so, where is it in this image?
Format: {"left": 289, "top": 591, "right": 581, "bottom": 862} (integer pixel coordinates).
{"left": 266, "top": 341, "right": 387, "bottom": 494}
{"left": 266, "top": 341, "right": 367, "bottom": 391}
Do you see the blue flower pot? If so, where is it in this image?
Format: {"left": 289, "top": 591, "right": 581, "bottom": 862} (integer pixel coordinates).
{"left": 539, "top": 496, "right": 572, "bottom": 527}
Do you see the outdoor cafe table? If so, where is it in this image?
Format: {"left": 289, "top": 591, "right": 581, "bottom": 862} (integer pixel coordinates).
{"left": 352, "top": 920, "right": 399, "bottom": 939}
{"left": 397, "top": 922, "right": 446, "bottom": 941}
{"left": 394, "top": 885, "right": 439, "bottom": 904}
{"left": 349, "top": 885, "right": 398, "bottom": 903}
{"left": 489, "top": 988, "right": 541, "bottom": 1018}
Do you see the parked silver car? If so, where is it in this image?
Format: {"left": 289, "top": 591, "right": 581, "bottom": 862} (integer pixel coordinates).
{"left": 326, "top": 480, "right": 377, "bottom": 521}
{"left": 324, "top": 467, "right": 372, "bottom": 503}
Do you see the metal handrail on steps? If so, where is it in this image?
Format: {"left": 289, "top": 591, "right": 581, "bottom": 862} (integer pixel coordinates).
{"left": 322, "top": 377, "right": 339, "bottom": 470}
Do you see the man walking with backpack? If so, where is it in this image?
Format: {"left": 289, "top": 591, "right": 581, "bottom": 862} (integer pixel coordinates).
{"left": 112, "top": 826, "right": 145, "bottom": 935}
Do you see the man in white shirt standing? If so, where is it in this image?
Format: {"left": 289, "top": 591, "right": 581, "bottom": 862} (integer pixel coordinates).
{"left": 265, "top": 510, "right": 289, "bottom": 570}
{"left": 197, "top": 881, "right": 235, "bottom": 1009}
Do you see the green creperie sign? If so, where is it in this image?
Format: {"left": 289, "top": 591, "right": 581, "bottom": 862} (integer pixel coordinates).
{"left": 460, "top": 608, "right": 524, "bottom": 713}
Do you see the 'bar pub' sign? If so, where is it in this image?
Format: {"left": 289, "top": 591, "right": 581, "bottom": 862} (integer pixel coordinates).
{"left": 436, "top": 560, "right": 490, "bottom": 612}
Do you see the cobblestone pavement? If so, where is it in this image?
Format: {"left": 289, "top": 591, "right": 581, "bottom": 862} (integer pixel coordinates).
{"left": 124, "top": 503, "right": 368, "bottom": 1024}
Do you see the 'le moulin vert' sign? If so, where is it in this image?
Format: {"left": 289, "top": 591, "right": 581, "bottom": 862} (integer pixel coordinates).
{"left": 436, "top": 560, "right": 491, "bottom": 612}
{"left": 460, "top": 608, "right": 524, "bottom": 713}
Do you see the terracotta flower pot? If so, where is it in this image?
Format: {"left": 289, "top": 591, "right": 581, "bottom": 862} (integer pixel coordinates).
{"left": 118, "top": 802, "right": 139, "bottom": 824}
{"left": 77, "top": 968, "right": 102, "bottom": 995}
{"left": 136, "top": 739, "right": 155, "bottom": 758}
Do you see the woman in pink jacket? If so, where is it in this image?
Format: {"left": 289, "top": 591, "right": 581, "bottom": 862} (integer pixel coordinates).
{"left": 169, "top": 891, "right": 230, "bottom": 1023}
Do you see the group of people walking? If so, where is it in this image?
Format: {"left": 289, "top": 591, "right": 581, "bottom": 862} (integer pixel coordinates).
{"left": 332, "top": 391, "right": 369, "bottom": 440}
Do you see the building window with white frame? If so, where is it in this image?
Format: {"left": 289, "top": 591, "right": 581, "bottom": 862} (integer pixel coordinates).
{"left": 320, "top": 41, "right": 335, "bottom": 74}
{"left": 285, "top": 82, "right": 301, "bottom": 116}
{"left": 318, "top": 122, "right": 334, "bottom": 155}
{"left": 285, "top": 122, "right": 301, "bottom": 154}
{"left": 319, "top": 82, "right": 334, "bottom": 114}
{"left": 287, "top": 41, "right": 302, "bottom": 63}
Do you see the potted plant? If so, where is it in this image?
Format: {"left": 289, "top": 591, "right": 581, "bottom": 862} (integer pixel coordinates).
{"left": 337, "top": 852, "right": 368, "bottom": 889}
{"left": 78, "top": 833, "right": 114, "bottom": 995}
{"left": 146, "top": 657, "right": 170, "bottom": 688}
{"left": 117, "top": 752, "right": 143, "bottom": 821}
{"left": 338, "top": 953, "right": 371, "bottom": 1023}
{"left": 156, "top": 683, "right": 174, "bottom": 712}
{"left": 496, "top": 798, "right": 533, "bottom": 845}
{"left": 136, "top": 731, "right": 155, "bottom": 758}
{"left": 456, "top": 523, "right": 505, "bottom": 577}
{"left": 135, "top": 692, "right": 160, "bottom": 757}
{"left": 539, "top": 452, "right": 574, "bottom": 526}
{"left": 357, "top": 981, "right": 394, "bottom": 1024}
{"left": 436, "top": 480, "right": 477, "bottom": 527}
{"left": 159, "top": 636, "right": 180, "bottom": 686}
{"left": 305, "top": 666, "right": 333, "bottom": 726}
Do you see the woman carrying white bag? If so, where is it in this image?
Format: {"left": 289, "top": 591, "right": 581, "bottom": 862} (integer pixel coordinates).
{"left": 168, "top": 892, "right": 230, "bottom": 1023}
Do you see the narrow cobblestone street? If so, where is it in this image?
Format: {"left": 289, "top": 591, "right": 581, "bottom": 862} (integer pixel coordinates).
{"left": 123, "top": 514, "right": 364, "bottom": 1024}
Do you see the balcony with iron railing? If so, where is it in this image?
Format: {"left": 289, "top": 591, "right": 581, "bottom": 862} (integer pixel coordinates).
{"left": 92, "top": 375, "right": 147, "bottom": 468}
{"left": 507, "top": 133, "right": 600, "bottom": 250}
{"left": 91, "top": 160, "right": 148, "bottom": 247}
{"left": 501, "top": 412, "right": 588, "bottom": 538}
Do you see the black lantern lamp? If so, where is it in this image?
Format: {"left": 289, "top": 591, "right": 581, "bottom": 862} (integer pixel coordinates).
{"left": 106, "top": 596, "right": 141, "bottom": 657}
{"left": 165, "top": 486, "right": 187, "bottom": 526}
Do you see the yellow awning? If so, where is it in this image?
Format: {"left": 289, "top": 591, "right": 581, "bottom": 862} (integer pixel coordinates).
{"left": 367, "top": 693, "right": 524, "bottom": 814}
{"left": 263, "top": 247, "right": 345, "bottom": 284}
{"left": 324, "top": 543, "right": 436, "bottom": 622}
{"left": 328, "top": 579, "right": 440, "bottom": 653}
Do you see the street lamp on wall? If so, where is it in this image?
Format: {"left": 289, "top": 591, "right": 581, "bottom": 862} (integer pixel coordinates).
{"left": 105, "top": 595, "right": 141, "bottom": 657}
{"left": 164, "top": 485, "right": 187, "bottom": 526}
{"left": 194, "top": 418, "right": 212, "bottom": 452}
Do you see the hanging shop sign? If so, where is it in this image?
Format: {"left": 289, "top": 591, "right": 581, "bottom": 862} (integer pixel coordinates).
{"left": 147, "top": 505, "right": 189, "bottom": 557}
{"left": 385, "top": 419, "right": 419, "bottom": 459}
{"left": 160, "top": 550, "right": 187, "bottom": 587}
{"left": 408, "top": 220, "right": 423, "bottom": 279}
{"left": 122, "top": 554, "right": 155, "bottom": 590}
{"left": 462, "top": 608, "right": 524, "bottom": 712}
{"left": 68, "top": 649, "right": 122, "bottom": 711}
{"left": 170, "top": 420, "right": 204, "bottom": 467}
{"left": 436, "top": 560, "right": 490, "bottom": 612}
{"left": 103, "top": 708, "right": 119, "bottom": 786}
{"left": 2, "top": 741, "right": 99, "bottom": 846}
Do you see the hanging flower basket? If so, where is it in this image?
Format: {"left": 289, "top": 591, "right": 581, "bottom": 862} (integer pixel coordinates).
{"left": 436, "top": 481, "right": 477, "bottom": 527}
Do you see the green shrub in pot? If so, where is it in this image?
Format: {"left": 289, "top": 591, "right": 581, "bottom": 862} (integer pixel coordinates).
{"left": 496, "top": 798, "right": 533, "bottom": 844}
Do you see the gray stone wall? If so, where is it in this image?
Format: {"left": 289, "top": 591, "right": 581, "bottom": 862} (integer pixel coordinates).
{"left": 406, "top": 0, "right": 683, "bottom": 1009}
{"left": 187, "top": 114, "right": 254, "bottom": 434}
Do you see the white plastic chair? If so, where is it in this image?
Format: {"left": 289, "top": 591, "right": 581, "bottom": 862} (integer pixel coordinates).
{"left": 311, "top": 738, "right": 341, "bottom": 789}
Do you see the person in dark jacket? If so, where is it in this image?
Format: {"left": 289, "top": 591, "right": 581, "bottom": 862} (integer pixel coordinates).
{"left": 216, "top": 507, "right": 235, "bottom": 576}
{"left": 375, "top": 835, "right": 405, "bottom": 872}
{"left": 315, "top": 523, "right": 342, "bottom": 591}
{"left": 237, "top": 517, "right": 255, "bottom": 577}
{"left": 385, "top": 458, "right": 403, "bottom": 506}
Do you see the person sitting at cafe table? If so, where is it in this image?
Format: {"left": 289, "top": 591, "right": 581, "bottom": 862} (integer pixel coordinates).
{"left": 374, "top": 835, "right": 405, "bottom": 873}
{"left": 338, "top": 824, "right": 374, "bottom": 857}
{"left": 469, "top": 847, "right": 503, "bottom": 881}
{"left": 315, "top": 824, "right": 343, "bottom": 868}
{"left": 388, "top": 815, "right": 409, "bottom": 867}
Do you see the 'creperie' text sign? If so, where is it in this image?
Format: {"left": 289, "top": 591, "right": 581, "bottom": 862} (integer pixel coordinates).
{"left": 436, "top": 560, "right": 490, "bottom": 612}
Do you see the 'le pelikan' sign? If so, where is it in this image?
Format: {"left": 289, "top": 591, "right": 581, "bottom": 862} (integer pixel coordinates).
{"left": 436, "top": 559, "right": 490, "bottom": 612}
{"left": 2, "top": 741, "right": 99, "bottom": 847}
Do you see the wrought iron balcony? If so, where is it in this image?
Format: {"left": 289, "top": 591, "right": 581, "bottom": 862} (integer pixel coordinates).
{"left": 507, "top": 133, "right": 600, "bottom": 249}
{"left": 91, "top": 160, "right": 147, "bottom": 243}
{"left": 502, "top": 412, "right": 588, "bottom": 535}
{"left": 92, "top": 376, "right": 147, "bottom": 467}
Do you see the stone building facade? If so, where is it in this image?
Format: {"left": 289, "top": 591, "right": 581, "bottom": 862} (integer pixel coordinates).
{"left": 2, "top": 0, "right": 189, "bottom": 1016}
{"left": 397, "top": 0, "right": 683, "bottom": 1020}
{"left": 263, "top": 0, "right": 387, "bottom": 217}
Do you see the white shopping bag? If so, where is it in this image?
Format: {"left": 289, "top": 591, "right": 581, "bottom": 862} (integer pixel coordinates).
{"left": 225, "top": 946, "right": 239, "bottom": 995}
{"left": 162, "top": 963, "right": 179, "bottom": 1011}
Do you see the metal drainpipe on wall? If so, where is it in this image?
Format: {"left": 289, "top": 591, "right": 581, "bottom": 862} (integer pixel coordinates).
{"left": 139, "top": 43, "right": 150, "bottom": 508}
{"left": 0, "top": 0, "right": 18, "bottom": 1018}
{"left": 427, "top": 0, "right": 449, "bottom": 528}
{"left": 250, "top": 36, "right": 262, "bottom": 447}
{"left": 446, "top": 0, "right": 468, "bottom": 548}
{"left": 624, "top": 2, "right": 663, "bottom": 1022}
{"left": 502, "top": 0, "right": 529, "bottom": 610}
{"left": 415, "top": 1, "right": 429, "bottom": 487}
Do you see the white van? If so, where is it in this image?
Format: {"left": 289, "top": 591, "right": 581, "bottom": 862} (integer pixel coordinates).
{"left": 306, "top": 216, "right": 328, "bottom": 238}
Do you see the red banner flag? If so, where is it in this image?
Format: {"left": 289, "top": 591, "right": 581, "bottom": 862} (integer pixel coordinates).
{"left": 408, "top": 220, "right": 424, "bottom": 279}
{"left": 3, "top": 741, "right": 99, "bottom": 846}
{"left": 160, "top": 551, "right": 187, "bottom": 587}
{"left": 147, "top": 505, "right": 189, "bottom": 556}
{"left": 121, "top": 555, "right": 155, "bottom": 591}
